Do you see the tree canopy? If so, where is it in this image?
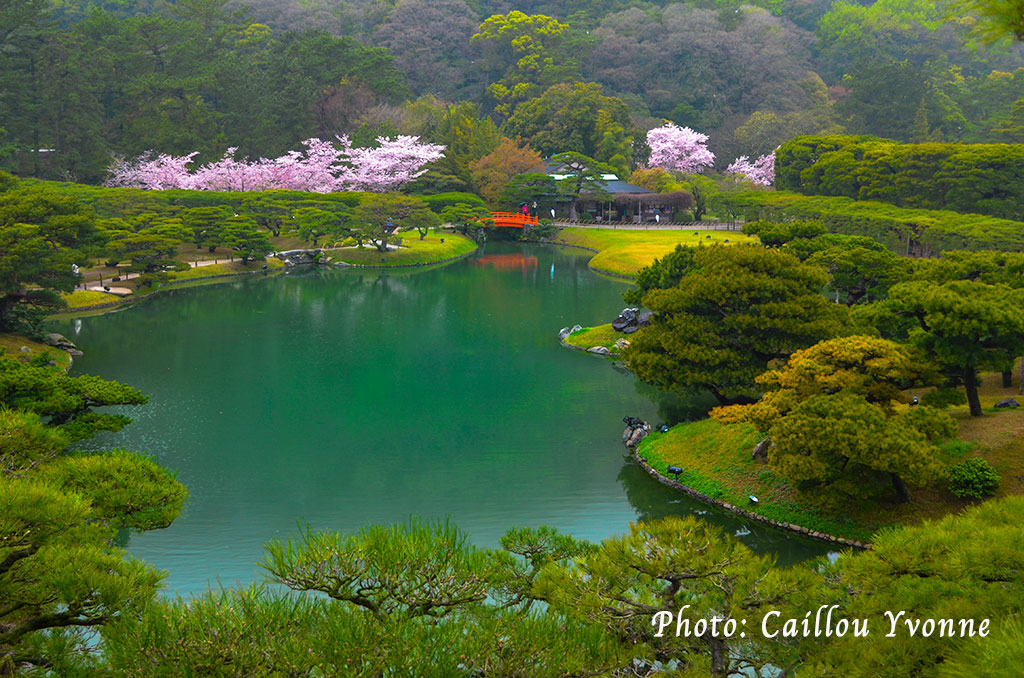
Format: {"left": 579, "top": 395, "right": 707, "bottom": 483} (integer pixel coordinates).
{"left": 625, "top": 244, "right": 850, "bottom": 405}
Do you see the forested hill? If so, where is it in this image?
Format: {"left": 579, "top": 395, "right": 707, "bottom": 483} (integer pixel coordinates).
{"left": 4, "top": 0, "right": 1024, "bottom": 185}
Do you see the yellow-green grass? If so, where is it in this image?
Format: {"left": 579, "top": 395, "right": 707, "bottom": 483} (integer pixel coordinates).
{"left": 637, "top": 372, "right": 1024, "bottom": 542}
{"left": 168, "top": 258, "right": 285, "bottom": 281}
{"left": 636, "top": 419, "right": 876, "bottom": 541}
{"left": 327, "top": 232, "right": 476, "bottom": 267}
{"left": 564, "top": 324, "right": 622, "bottom": 351}
{"left": 61, "top": 290, "right": 119, "bottom": 309}
{"left": 558, "top": 227, "right": 757, "bottom": 277}
{"left": 0, "top": 333, "right": 72, "bottom": 370}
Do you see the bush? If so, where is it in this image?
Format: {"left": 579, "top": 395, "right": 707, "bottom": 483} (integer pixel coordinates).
{"left": 525, "top": 219, "right": 557, "bottom": 240}
{"left": 421, "top": 192, "right": 485, "bottom": 213}
{"left": 948, "top": 458, "right": 1000, "bottom": 499}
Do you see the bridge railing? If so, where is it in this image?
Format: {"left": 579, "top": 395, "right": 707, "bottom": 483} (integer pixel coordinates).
{"left": 490, "top": 212, "right": 540, "bottom": 226}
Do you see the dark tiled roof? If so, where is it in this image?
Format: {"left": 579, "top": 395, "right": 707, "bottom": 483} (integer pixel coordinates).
{"left": 601, "top": 180, "right": 654, "bottom": 194}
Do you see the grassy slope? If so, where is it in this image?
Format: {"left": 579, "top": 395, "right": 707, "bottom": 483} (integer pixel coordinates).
{"left": 557, "top": 227, "right": 757, "bottom": 277}
{"left": 636, "top": 373, "right": 1024, "bottom": 542}
{"left": 636, "top": 420, "right": 874, "bottom": 541}
{"left": 0, "top": 333, "right": 73, "bottom": 370}
{"left": 327, "top": 232, "right": 476, "bottom": 267}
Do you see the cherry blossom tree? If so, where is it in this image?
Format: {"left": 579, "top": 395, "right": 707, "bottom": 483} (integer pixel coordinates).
{"left": 645, "top": 123, "right": 715, "bottom": 174}
{"left": 106, "top": 136, "right": 445, "bottom": 193}
{"left": 725, "top": 152, "right": 775, "bottom": 186}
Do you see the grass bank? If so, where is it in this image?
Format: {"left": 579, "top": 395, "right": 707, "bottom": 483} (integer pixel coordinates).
{"left": 327, "top": 232, "right": 476, "bottom": 267}
{"left": 0, "top": 333, "right": 73, "bottom": 370}
{"left": 557, "top": 227, "right": 757, "bottom": 277}
{"left": 636, "top": 373, "right": 1024, "bottom": 543}
{"left": 635, "top": 419, "right": 875, "bottom": 542}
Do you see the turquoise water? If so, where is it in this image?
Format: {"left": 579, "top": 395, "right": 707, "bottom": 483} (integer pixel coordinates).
{"left": 56, "top": 243, "right": 830, "bottom": 596}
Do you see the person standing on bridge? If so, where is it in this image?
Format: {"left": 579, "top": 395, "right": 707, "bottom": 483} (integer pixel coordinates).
{"left": 530, "top": 201, "right": 538, "bottom": 217}
{"left": 520, "top": 202, "right": 529, "bottom": 216}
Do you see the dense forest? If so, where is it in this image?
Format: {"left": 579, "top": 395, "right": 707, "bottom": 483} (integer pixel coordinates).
{"left": 2, "top": 0, "right": 1023, "bottom": 187}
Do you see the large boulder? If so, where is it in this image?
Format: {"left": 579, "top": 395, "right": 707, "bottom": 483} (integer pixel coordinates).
{"left": 43, "top": 333, "right": 83, "bottom": 356}
{"left": 622, "top": 416, "right": 651, "bottom": 448}
{"left": 611, "top": 308, "right": 638, "bottom": 332}
{"left": 276, "top": 249, "right": 322, "bottom": 266}
{"left": 751, "top": 437, "right": 771, "bottom": 462}
{"left": 44, "top": 333, "right": 70, "bottom": 347}
{"left": 995, "top": 398, "right": 1020, "bottom": 409}
{"left": 558, "top": 324, "right": 583, "bottom": 340}
{"left": 587, "top": 346, "right": 611, "bottom": 356}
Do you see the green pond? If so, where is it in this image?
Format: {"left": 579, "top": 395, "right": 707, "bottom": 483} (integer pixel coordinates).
{"left": 55, "top": 243, "right": 831, "bottom": 596}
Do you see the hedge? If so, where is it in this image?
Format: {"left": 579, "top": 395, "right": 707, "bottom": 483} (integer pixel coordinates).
{"left": 24, "top": 180, "right": 370, "bottom": 218}
{"left": 775, "top": 135, "right": 1024, "bottom": 220}
{"left": 723, "top": 191, "right": 1024, "bottom": 256}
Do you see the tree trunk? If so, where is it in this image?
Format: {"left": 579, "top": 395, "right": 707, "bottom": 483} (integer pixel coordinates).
{"left": 1003, "top": 369, "right": 1013, "bottom": 388}
{"left": 1019, "top": 356, "right": 1023, "bottom": 396}
{"left": 707, "top": 636, "right": 729, "bottom": 678}
{"left": 891, "top": 472, "right": 910, "bottom": 503}
{"left": 964, "top": 366, "right": 983, "bottom": 417}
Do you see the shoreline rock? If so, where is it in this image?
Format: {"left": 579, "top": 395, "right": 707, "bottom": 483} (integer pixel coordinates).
{"left": 622, "top": 416, "right": 651, "bottom": 448}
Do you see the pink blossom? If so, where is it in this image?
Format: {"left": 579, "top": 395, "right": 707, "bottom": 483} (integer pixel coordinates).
{"left": 106, "top": 136, "right": 445, "bottom": 193}
{"left": 725, "top": 152, "right": 775, "bottom": 186}
{"left": 646, "top": 123, "right": 715, "bottom": 174}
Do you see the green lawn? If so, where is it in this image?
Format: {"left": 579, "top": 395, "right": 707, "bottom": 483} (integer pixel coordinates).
{"left": 327, "top": 232, "right": 477, "bottom": 267}
{"left": 564, "top": 324, "right": 622, "bottom": 352}
{"left": 558, "top": 227, "right": 757, "bottom": 277}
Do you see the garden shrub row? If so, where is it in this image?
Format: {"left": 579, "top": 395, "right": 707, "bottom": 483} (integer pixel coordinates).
{"left": 723, "top": 190, "right": 1024, "bottom": 256}
{"left": 27, "top": 180, "right": 373, "bottom": 218}
{"left": 28, "top": 181, "right": 486, "bottom": 220}
{"left": 775, "top": 135, "right": 1024, "bottom": 220}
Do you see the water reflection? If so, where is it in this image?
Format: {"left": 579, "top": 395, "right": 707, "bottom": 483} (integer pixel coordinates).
{"left": 56, "top": 243, "right": 832, "bottom": 594}
{"left": 616, "top": 459, "right": 831, "bottom": 567}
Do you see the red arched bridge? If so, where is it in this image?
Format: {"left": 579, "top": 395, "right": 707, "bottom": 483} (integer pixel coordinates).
{"left": 490, "top": 212, "right": 539, "bottom": 228}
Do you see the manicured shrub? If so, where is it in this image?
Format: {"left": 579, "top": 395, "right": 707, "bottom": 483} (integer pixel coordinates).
{"left": 948, "top": 458, "right": 1000, "bottom": 499}
{"left": 776, "top": 135, "right": 1024, "bottom": 220}
{"left": 723, "top": 191, "right": 1024, "bottom": 255}
{"left": 421, "top": 192, "right": 485, "bottom": 213}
